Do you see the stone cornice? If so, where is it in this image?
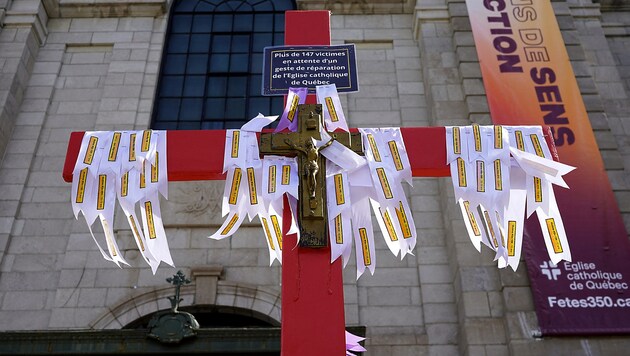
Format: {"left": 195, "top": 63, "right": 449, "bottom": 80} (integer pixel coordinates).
{"left": 3, "top": 1, "right": 48, "bottom": 44}
{"left": 46, "top": 0, "right": 168, "bottom": 18}
{"left": 413, "top": 4, "right": 449, "bottom": 40}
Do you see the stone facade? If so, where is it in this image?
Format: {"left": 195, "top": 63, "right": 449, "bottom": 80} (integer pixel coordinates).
{"left": 0, "top": 0, "right": 628, "bottom": 355}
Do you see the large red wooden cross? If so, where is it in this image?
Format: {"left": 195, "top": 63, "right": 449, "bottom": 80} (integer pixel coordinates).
{"left": 61, "top": 10, "right": 549, "bottom": 355}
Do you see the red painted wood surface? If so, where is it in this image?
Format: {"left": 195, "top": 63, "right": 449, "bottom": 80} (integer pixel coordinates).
{"left": 62, "top": 127, "right": 449, "bottom": 182}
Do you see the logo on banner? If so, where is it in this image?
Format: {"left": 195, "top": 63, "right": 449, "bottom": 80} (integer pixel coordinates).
{"left": 541, "top": 261, "right": 561, "bottom": 281}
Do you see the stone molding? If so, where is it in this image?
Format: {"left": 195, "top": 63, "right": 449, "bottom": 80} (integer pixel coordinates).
{"left": 46, "top": 0, "right": 168, "bottom": 18}
{"left": 3, "top": 0, "right": 48, "bottom": 44}
{"left": 90, "top": 280, "right": 281, "bottom": 329}
{"left": 413, "top": 4, "right": 449, "bottom": 40}
{"left": 297, "top": 0, "right": 415, "bottom": 14}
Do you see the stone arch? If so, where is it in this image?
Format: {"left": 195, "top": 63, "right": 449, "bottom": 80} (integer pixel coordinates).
{"left": 90, "top": 274, "right": 281, "bottom": 329}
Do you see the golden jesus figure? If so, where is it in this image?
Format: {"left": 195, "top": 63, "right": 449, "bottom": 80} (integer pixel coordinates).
{"left": 285, "top": 137, "right": 334, "bottom": 199}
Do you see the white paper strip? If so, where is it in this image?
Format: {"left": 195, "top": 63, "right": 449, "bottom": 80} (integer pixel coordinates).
{"left": 316, "top": 84, "right": 349, "bottom": 132}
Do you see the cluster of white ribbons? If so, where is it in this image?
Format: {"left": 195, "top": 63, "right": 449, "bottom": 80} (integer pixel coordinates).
{"left": 213, "top": 85, "right": 419, "bottom": 280}
{"left": 445, "top": 125, "right": 575, "bottom": 270}
{"left": 208, "top": 114, "right": 300, "bottom": 266}
{"left": 71, "top": 130, "right": 173, "bottom": 273}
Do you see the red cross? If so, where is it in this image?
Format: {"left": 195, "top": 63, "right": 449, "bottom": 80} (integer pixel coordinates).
{"left": 62, "top": 10, "right": 555, "bottom": 355}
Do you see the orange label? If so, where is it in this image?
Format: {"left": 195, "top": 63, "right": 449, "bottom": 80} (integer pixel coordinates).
{"left": 334, "top": 214, "right": 343, "bottom": 244}
{"left": 396, "top": 201, "right": 412, "bottom": 239}
{"left": 231, "top": 131, "right": 240, "bottom": 158}
{"left": 140, "top": 161, "right": 146, "bottom": 189}
{"left": 507, "top": 220, "right": 517, "bottom": 257}
{"left": 494, "top": 159, "right": 502, "bottom": 191}
{"left": 221, "top": 213, "right": 239, "bottom": 235}
{"left": 476, "top": 160, "right": 485, "bottom": 192}
{"left": 271, "top": 215, "right": 282, "bottom": 250}
{"left": 108, "top": 132, "right": 121, "bottom": 161}
{"left": 325, "top": 97, "right": 339, "bottom": 122}
{"left": 334, "top": 174, "right": 345, "bottom": 205}
{"left": 247, "top": 167, "right": 258, "bottom": 205}
{"left": 83, "top": 136, "right": 98, "bottom": 165}
{"left": 268, "top": 165, "right": 277, "bottom": 193}
{"left": 367, "top": 134, "right": 381, "bottom": 162}
{"left": 534, "top": 177, "right": 543, "bottom": 202}
{"left": 76, "top": 168, "right": 88, "bottom": 203}
{"left": 97, "top": 174, "right": 107, "bottom": 210}
{"left": 453, "top": 127, "right": 461, "bottom": 154}
{"left": 287, "top": 94, "right": 299, "bottom": 123}
{"left": 229, "top": 168, "right": 242, "bottom": 205}
{"left": 129, "top": 133, "right": 137, "bottom": 161}
{"left": 463, "top": 201, "right": 481, "bottom": 236}
{"left": 145, "top": 201, "right": 156, "bottom": 239}
{"left": 381, "top": 208, "right": 398, "bottom": 242}
{"left": 262, "top": 217, "right": 275, "bottom": 251}
{"left": 121, "top": 172, "right": 129, "bottom": 197}
{"left": 141, "top": 130, "right": 151, "bottom": 152}
{"left": 359, "top": 228, "right": 371, "bottom": 266}
{"left": 530, "top": 134, "right": 544, "bottom": 157}
{"left": 376, "top": 168, "right": 393, "bottom": 199}
{"left": 546, "top": 218, "right": 563, "bottom": 253}
{"left": 151, "top": 152, "right": 159, "bottom": 183}
{"left": 388, "top": 140, "right": 404, "bottom": 171}
{"left": 515, "top": 131, "right": 525, "bottom": 151}
{"left": 281, "top": 165, "right": 291, "bottom": 185}
{"left": 457, "top": 158, "right": 467, "bottom": 187}
{"left": 129, "top": 215, "right": 145, "bottom": 251}
{"left": 473, "top": 124, "right": 482, "bottom": 152}
{"left": 494, "top": 125, "right": 503, "bottom": 149}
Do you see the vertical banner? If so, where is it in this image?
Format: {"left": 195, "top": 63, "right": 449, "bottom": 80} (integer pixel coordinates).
{"left": 466, "top": 0, "right": 630, "bottom": 334}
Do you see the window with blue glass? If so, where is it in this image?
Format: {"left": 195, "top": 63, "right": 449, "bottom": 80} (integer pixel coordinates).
{"left": 152, "top": 0, "right": 296, "bottom": 130}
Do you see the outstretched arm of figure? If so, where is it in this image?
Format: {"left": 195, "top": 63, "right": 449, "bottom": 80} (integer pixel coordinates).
{"left": 285, "top": 139, "right": 307, "bottom": 154}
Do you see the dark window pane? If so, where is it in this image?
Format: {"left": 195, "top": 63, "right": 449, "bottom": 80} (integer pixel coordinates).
{"left": 271, "top": 96, "right": 284, "bottom": 115}
{"left": 226, "top": 98, "right": 246, "bottom": 118}
{"left": 183, "top": 76, "right": 205, "bottom": 97}
{"left": 233, "top": 14, "right": 253, "bottom": 31}
{"left": 274, "top": 13, "right": 285, "bottom": 32}
{"left": 168, "top": 34, "right": 189, "bottom": 53}
{"left": 274, "top": 33, "right": 284, "bottom": 46}
{"left": 153, "top": 121, "right": 178, "bottom": 130}
{"left": 212, "top": 35, "right": 231, "bottom": 52}
{"left": 249, "top": 75, "right": 262, "bottom": 95}
{"left": 178, "top": 122, "right": 201, "bottom": 129}
{"left": 202, "top": 121, "right": 225, "bottom": 129}
{"left": 205, "top": 98, "right": 225, "bottom": 119}
{"left": 227, "top": 77, "right": 247, "bottom": 96}
{"left": 187, "top": 54, "right": 208, "bottom": 74}
{"left": 163, "top": 54, "right": 187, "bottom": 75}
{"left": 225, "top": 120, "right": 246, "bottom": 129}
{"left": 252, "top": 33, "right": 272, "bottom": 52}
{"left": 230, "top": 0, "right": 250, "bottom": 11}
{"left": 180, "top": 98, "right": 203, "bottom": 121}
{"left": 174, "top": 1, "right": 196, "bottom": 12}
{"left": 160, "top": 76, "right": 184, "bottom": 97}
{"left": 190, "top": 34, "right": 210, "bottom": 53}
{"left": 250, "top": 54, "right": 262, "bottom": 73}
{"left": 195, "top": 2, "right": 214, "bottom": 12}
{"left": 192, "top": 14, "right": 212, "bottom": 32}
{"left": 157, "top": 98, "right": 180, "bottom": 120}
{"left": 230, "top": 54, "right": 248, "bottom": 72}
{"left": 214, "top": 14, "right": 232, "bottom": 32}
{"left": 254, "top": 14, "right": 273, "bottom": 32}
{"left": 249, "top": 97, "right": 270, "bottom": 117}
{"left": 171, "top": 15, "right": 192, "bottom": 33}
{"left": 210, "top": 54, "right": 229, "bottom": 72}
{"left": 253, "top": 1, "right": 273, "bottom": 11}
{"left": 207, "top": 76, "right": 227, "bottom": 97}
{"left": 232, "top": 35, "right": 250, "bottom": 53}
{"left": 274, "top": 0, "right": 295, "bottom": 11}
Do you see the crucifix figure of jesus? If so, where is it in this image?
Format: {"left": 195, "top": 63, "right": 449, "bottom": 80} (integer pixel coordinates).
{"left": 63, "top": 10, "right": 455, "bottom": 356}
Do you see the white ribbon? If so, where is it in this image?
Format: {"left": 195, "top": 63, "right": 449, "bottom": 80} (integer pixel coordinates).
{"left": 316, "top": 84, "right": 349, "bottom": 132}
{"left": 71, "top": 131, "right": 172, "bottom": 272}
{"left": 446, "top": 125, "right": 575, "bottom": 269}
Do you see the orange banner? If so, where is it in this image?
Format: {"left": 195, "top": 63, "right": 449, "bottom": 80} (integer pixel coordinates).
{"left": 466, "top": 0, "right": 630, "bottom": 334}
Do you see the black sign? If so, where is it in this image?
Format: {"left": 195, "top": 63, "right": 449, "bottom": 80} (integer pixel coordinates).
{"left": 262, "top": 45, "right": 358, "bottom": 95}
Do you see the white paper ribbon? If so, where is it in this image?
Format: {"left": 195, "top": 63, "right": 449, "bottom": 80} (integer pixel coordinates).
{"left": 71, "top": 131, "right": 173, "bottom": 272}
{"left": 316, "top": 84, "right": 349, "bottom": 132}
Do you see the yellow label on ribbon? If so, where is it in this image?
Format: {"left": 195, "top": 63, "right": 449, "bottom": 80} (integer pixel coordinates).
{"left": 141, "top": 130, "right": 151, "bottom": 152}
{"left": 288, "top": 94, "right": 299, "bottom": 123}
{"left": 268, "top": 165, "right": 276, "bottom": 193}
{"left": 463, "top": 201, "right": 481, "bottom": 236}
{"left": 453, "top": 127, "right": 461, "bottom": 155}
{"left": 281, "top": 165, "right": 291, "bottom": 185}
{"left": 388, "top": 140, "right": 404, "bottom": 171}
{"left": 129, "top": 133, "right": 137, "bottom": 161}
{"left": 325, "top": 97, "right": 339, "bottom": 122}
{"left": 334, "top": 174, "right": 345, "bottom": 205}
{"left": 335, "top": 214, "right": 343, "bottom": 244}
{"left": 494, "top": 125, "right": 503, "bottom": 149}
{"left": 507, "top": 220, "right": 516, "bottom": 256}
{"left": 534, "top": 177, "right": 543, "bottom": 202}
{"left": 76, "top": 168, "right": 88, "bottom": 203}
{"left": 229, "top": 168, "right": 242, "bottom": 205}
{"left": 108, "top": 132, "right": 121, "bottom": 162}
{"left": 261, "top": 217, "right": 275, "bottom": 250}
{"left": 515, "top": 130, "right": 525, "bottom": 151}
{"left": 231, "top": 131, "right": 240, "bottom": 158}
{"left": 546, "top": 218, "right": 563, "bottom": 253}
{"left": 145, "top": 201, "right": 157, "bottom": 239}
{"left": 83, "top": 136, "right": 98, "bottom": 165}
{"left": 221, "top": 213, "right": 239, "bottom": 235}
{"left": 359, "top": 228, "right": 371, "bottom": 266}
{"left": 381, "top": 208, "right": 398, "bottom": 242}
{"left": 530, "top": 134, "right": 544, "bottom": 157}
{"left": 457, "top": 157, "right": 467, "bottom": 187}
{"left": 367, "top": 134, "right": 382, "bottom": 162}
{"left": 483, "top": 210, "right": 498, "bottom": 248}
{"left": 151, "top": 152, "right": 159, "bottom": 183}
{"left": 473, "top": 124, "right": 482, "bottom": 152}
{"left": 247, "top": 167, "right": 258, "bottom": 205}
{"left": 97, "top": 174, "right": 107, "bottom": 210}
{"left": 140, "top": 161, "right": 146, "bottom": 189}
{"left": 376, "top": 168, "right": 393, "bottom": 199}
{"left": 271, "top": 215, "right": 282, "bottom": 250}
{"left": 494, "top": 159, "right": 502, "bottom": 191}
{"left": 395, "top": 201, "right": 412, "bottom": 239}
{"left": 129, "top": 215, "right": 145, "bottom": 251}
{"left": 121, "top": 172, "right": 129, "bottom": 197}
{"left": 476, "top": 160, "right": 485, "bottom": 192}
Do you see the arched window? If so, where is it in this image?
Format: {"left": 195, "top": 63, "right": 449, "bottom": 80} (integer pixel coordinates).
{"left": 152, "top": 0, "right": 296, "bottom": 130}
